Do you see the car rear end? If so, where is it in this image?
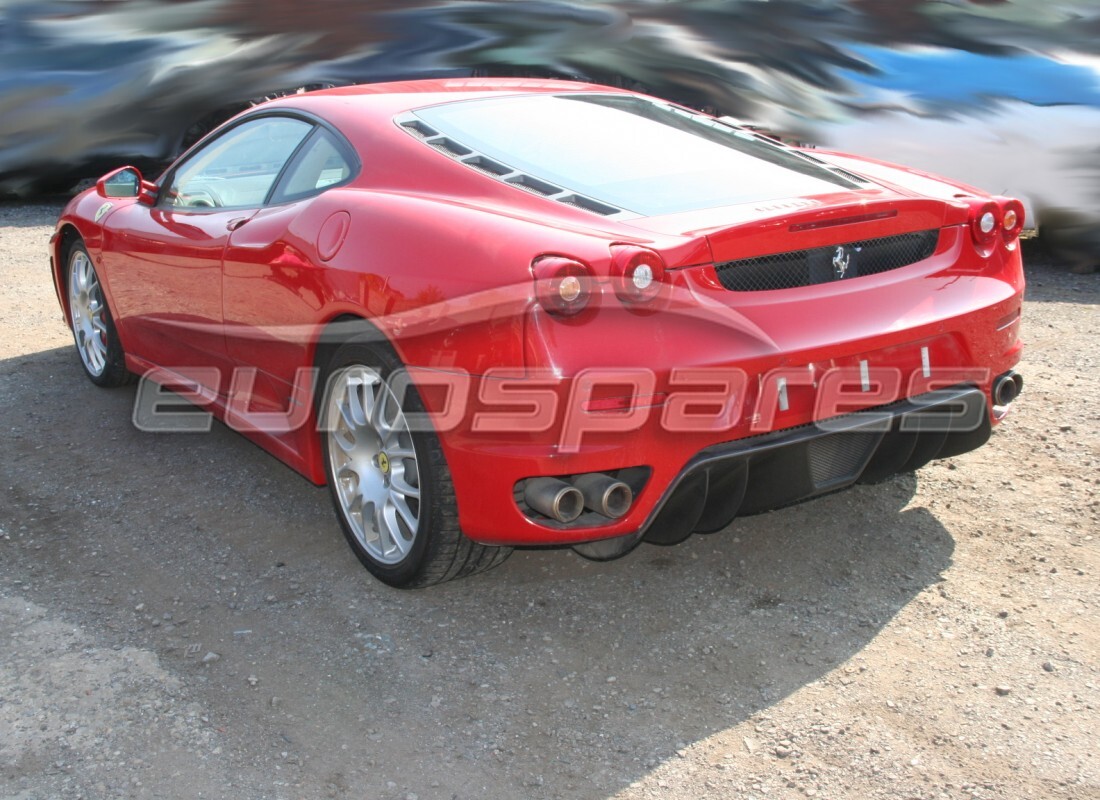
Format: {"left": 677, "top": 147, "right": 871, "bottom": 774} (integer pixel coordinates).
{"left": 390, "top": 85, "right": 1025, "bottom": 550}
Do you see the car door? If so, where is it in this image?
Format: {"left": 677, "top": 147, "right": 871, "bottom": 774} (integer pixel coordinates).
{"left": 101, "top": 114, "right": 315, "bottom": 393}
{"left": 221, "top": 125, "right": 358, "bottom": 414}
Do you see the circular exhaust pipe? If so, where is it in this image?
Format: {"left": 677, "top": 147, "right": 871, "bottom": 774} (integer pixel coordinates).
{"left": 523, "top": 478, "right": 584, "bottom": 524}
{"left": 573, "top": 474, "right": 633, "bottom": 519}
{"left": 993, "top": 371, "right": 1023, "bottom": 407}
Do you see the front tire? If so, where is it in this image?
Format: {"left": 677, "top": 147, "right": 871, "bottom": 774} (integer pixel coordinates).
{"left": 65, "top": 241, "right": 132, "bottom": 387}
{"left": 319, "top": 339, "right": 511, "bottom": 588}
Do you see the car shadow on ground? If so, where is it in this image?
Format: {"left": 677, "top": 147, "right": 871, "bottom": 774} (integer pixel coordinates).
{"left": 2, "top": 345, "right": 955, "bottom": 799}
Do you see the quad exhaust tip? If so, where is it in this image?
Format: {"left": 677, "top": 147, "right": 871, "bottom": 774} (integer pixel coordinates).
{"left": 573, "top": 474, "right": 633, "bottom": 519}
{"left": 524, "top": 478, "right": 584, "bottom": 524}
{"left": 993, "top": 370, "right": 1023, "bottom": 407}
{"left": 522, "top": 473, "right": 635, "bottom": 523}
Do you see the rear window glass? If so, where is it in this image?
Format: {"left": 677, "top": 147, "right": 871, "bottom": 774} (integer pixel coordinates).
{"left": 413, "top": 94, "right": 857, "bottom": 216}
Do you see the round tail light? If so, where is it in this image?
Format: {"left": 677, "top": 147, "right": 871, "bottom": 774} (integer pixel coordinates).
{"left": 532, "top": 256, "right": 595, "bottom": 317}
{"left": 610, "top": 246, "right": 667, "bottom": 308}
{"left": 998, "top": 197, "right": 1026, "bottom": 244}
{"left": 968, "top": 200, "right": 1001, "bottom": 250}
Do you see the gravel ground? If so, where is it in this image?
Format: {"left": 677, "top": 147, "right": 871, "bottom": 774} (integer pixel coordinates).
{"left": 1, "top": 200, "right": 1097, "bottom": 800}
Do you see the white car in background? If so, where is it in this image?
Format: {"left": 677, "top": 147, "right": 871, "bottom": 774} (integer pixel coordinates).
{"left": 805, "top": 48, "right": 1100, "bottom": 269}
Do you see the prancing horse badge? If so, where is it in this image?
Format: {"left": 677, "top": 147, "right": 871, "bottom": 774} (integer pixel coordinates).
{"left": 832, "top": 245, "right": 851, "bottom": 280}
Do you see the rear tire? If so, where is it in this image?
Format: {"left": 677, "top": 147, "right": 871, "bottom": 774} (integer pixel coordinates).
{"left": 319, "top": 338, "right": 511, "bottom": 588}
{"left": 65, "top": 241, "right": 132, "bottom": 387}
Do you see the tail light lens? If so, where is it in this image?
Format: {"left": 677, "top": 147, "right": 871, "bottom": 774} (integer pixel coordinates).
{"left": 966, "top": 196, "right": 1025, "bottom": 256}
{"left": 998, "top": 197, "right": 1025, "bottom": 245}
{"left": 610, "top": 246, "right": 667, "bottom": 307}
{"left": 969, "top": 200, "right": 1001, "bottom": 249}
{"left": 532, "top": 256, "right": 595, "bottom": 317}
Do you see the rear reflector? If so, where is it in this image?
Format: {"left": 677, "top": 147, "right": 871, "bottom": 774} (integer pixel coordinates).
{"left": 583, "top": 393, "right": 668, "bottom": 413}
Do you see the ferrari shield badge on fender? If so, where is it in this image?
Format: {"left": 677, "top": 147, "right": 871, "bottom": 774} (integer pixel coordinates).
{"left": 94, "top": 202, "right": 113, "bottom": 222}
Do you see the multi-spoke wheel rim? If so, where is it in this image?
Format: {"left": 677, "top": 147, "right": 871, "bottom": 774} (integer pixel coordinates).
{"left": 68, "top": 250, "right": 108, "bottom": 376}
{"left": 325, "top": 365, "right": 422, "bottom": 565}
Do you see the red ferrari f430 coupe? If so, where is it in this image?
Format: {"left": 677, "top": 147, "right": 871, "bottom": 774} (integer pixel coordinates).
{"left": 52, "top": 79, "right": 1025, "bottom": 587}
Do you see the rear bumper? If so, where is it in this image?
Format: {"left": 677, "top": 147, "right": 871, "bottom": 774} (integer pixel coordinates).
{"left": 436, "top": 371, "right": 1008, "bottom": 546}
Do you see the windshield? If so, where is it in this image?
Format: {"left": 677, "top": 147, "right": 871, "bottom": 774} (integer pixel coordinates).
{"left": 413, "top": 94, "right": 858, "bottom": 216}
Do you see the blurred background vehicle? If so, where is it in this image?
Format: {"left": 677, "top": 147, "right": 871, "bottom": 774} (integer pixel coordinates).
{"left": 3, "top": 0, "right": 1097, "bottom": 263}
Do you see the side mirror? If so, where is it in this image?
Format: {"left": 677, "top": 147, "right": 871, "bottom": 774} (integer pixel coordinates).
{"left": 97, "top": 167, "right": 140, "bottom": 198}
{"left": 96, "top": 166, "right": 158, "bottom": 205}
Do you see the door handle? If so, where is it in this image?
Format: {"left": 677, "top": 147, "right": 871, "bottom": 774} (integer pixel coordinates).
{"left": 227, "top": 217, "right": 250, "bottom": 232}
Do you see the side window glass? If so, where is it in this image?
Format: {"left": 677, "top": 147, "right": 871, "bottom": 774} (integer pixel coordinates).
{"left": 164, "top": 117, "right": 312, "bottom": 209}
{"left": 271, "top": 129, "right": 354, "bottom": 203}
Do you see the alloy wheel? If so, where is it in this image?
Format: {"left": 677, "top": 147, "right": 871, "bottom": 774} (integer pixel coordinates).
{"left": 325, "top": 365, "right": 422, "bottom": 565}
{"left": 68, "top": 249, "right": 108, "bottom": 376}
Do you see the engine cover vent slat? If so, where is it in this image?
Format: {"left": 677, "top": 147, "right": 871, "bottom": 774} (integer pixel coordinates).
{"left": 557, "top": 194, "right": 620, "bottom": 216}
{"left": 400, "top": 120, "right": 438, "bottom": 139}
{"left": 426, "top": 136, "right": 472, "bottom": 157}
{"left": 461, "top": 155, "right": 513, "bottom": 177}
{"left": 395, "top": 111, "right": 624, "bottom": 218}
{"left": 505, "top": 174, "right": 561, "bottom": 197}
{"left": 831, "top": 167, "right": 871, "bottom": 184}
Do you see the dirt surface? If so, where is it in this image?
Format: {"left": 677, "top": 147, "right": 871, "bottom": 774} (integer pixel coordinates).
{"left": 1, "top": 200, "right": 1097, "bottom": 800}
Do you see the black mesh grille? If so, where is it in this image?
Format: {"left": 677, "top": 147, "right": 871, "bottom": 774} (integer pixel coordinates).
{"left": 715, "top": 229, "right": 939, "bottom": 292}
{"left": 807, "top": 432, "right": 878, "bottom": 488}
